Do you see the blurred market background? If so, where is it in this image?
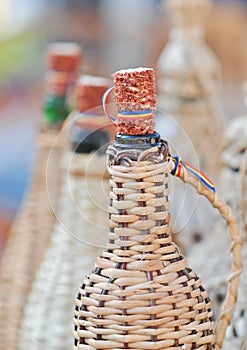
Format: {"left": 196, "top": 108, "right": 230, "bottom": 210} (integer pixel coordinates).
{"left": 0, "top": 0, "right": 247, "bottom": 250}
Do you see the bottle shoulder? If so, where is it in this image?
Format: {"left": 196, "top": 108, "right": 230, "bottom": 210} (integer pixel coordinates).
{"left": 157, "top": 39, "right": 220, "bottom": 76}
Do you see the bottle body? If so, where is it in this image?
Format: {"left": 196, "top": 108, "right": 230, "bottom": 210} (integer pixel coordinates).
{"left": 43, "top": 71, "right": 75, "bottom": 126}
{"left": 43, "top": 92, "right": 69, "bottom": 125}
{"left": 73, "top": 141, "right": 215, "bottom": 350}
{"left": 156, "top": 24, "right": 224, "bottom": 252}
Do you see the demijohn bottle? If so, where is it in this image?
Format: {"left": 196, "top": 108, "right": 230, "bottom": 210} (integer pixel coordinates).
{"left": 220, "top": 115, "right": 247, "bottom": 350}
{"left": 73, "top": 68, "right": 241, "bottom": 350}
{"left": 19, "top": 75, "right": 112, "bottom": 350}
{"left": 156, "top": 0, "right": 224, "bottom": 252}
{"left": 0, "top": 42, "right": 82, "bottom": 350}
{"left": 189, "top": 101, "right": 247, "bottom": 349}
{"left": 157, "top": 0, "right": 223, "bottom": 176}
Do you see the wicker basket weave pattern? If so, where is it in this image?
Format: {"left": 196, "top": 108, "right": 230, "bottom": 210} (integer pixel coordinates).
{"left": 18, "top": 153, "right": 108, "bottom": 350}
{"left": 0, "top": 130, "right": 62, "bottom": 350}
{"left": 188, "top": 117, "right": 247, "bottom": 349}
{"left": 74, "top": 147, "right": 215, "bottom": 349}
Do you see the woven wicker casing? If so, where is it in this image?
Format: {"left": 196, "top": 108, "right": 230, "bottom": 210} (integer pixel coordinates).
{"left": 189, "top": 116, "right": 247, "bottom": 350}
{"left": 216, "top": 129, "right": 247, "bottom": 350}
{"left": 19, "top": 152, "right": 108, "bottom": 350}
{"left": 156, "top": 0, "right": 224, "bottom": 254}
{"left": 157, "top": 0, "right": 223, "bottom": 178}
{"left": 0, "top": 129, "right": 62, "bottom": 350}
{"left": 74, "top": 146, "right": 215, "bottom": 349}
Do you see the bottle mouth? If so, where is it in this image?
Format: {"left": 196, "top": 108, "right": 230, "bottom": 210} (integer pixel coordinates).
{"left": 114, "top": 132, "right": 160, "bottom": 149}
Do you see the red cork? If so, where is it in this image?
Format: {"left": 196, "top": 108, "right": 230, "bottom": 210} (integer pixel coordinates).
{"left": 113, "top": 67, "right": 156, "bottom": 135}
{"left": 76, "top": 75, "right": 110, "bottom": 114}
{"left": 44, "top": 71, "right": 69, "bottom": 96}
{"left": 47, "top": 42, "right": 82, "bottom": 72}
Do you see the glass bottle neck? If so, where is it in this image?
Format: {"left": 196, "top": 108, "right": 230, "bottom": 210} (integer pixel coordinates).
{"left": 107, "top": 143, "right": 172, "bottom": 258}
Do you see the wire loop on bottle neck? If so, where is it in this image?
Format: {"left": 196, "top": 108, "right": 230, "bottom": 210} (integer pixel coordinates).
{"left": 102, "top": 87, "right": 117, "bottom": 125}
{"left": 102, "top": 87, "right": 154, "bottom": 127}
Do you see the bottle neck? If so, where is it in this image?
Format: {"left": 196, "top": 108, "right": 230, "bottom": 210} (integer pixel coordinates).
{"left": 107, "top": 142, "right": 173, "bottom": 260}
{"left": 70, "top": 112, "right": 110, "bottom": 155}
{"left": 169, "top": 26, "right": 204, "bottom": 43}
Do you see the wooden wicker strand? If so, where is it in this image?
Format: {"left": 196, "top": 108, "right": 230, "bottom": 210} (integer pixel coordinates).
{"left": 74, "top": 147, "right": 217, "bottom": 350}
{"left": 172, "top": 159, "right": 243, "bottom": 350}
{"left": 240, "top": 154, "right": 247, "bottom": 237}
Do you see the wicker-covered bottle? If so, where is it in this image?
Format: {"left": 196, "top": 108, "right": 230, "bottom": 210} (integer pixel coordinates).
{"left": 18, "top": 75, "right": 112, "bottom": 350}
{"left": 73, "top": 68, "right": 242, "bottom": 350}
{"left": 157, "top": 0, "right": 223, "bottom": 176}
{"left": 156, "top": 0, "right": 224, "bottom": 252}
{"left": 0, "top": 42, "right": 82, "bottom": 350}
{"left": 189, "top": 111, "right": 247, "bottom": 349}
{"left": 221, "top": 115, "right": 247, "bottom": 350}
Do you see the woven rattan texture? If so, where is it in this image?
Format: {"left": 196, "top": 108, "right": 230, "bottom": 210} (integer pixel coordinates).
{"left": 74, "top": 148, "right": 215, "bottom": 349}
{"left": 189, "top": 116, "right": 247, "bottom": 350}
{"left": 157, "top": 0, "right": 223, "bottom": 180}
{"left": 175, "top": 152, "right": 242, "bottom": 350}
{"left": 157, "top": 72, "right": 223, "bottom": 255}
{"left": 19, "top": 153, "right": 108, "bottom": 350}
{"left": 0, "top": 130, "right": 62, "bottom": 350}
{"left": 221, "top": 138, "right": 247, "bottom": 350}
{"left": 157, "top": 0, "right": 223, "bottom": 255}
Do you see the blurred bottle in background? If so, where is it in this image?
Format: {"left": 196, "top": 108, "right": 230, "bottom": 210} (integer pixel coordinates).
{"left": 19, "top": 74, "right": 111, "bottom": 350}
{"left": 157, "top": 0, "right": 224, "bottom": 178}
{"left": 156, "top": 0, "right": 225, "bottom": 253}
{"left": 0, "top": 42, "right": 82, "bottom": 350}
{"left": 43, "top": 42, "right": 82, "bottom": 124}
{"left": 188, "top": 84, "right": 247, "bottom": 334}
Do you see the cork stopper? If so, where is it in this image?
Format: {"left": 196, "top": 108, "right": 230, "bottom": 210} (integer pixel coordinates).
{"left": 114, "top": 67, "right": 156, "bottom": 111}
{"left": 47, "top": 42, "right": 82, "bottom": 72}
{"left": 76, "top": 75, "right": 110, "bottom": 113}
{"left": 165, "top": 0, "right": 212, "bottom": 28}
{"left": 72, "top": 75, "right": 111, "bottom": 153}
{"left": 44, "top": 71, "right": 69, "bottom": 96}
{"left": 113, "top": 67, "right": 156, "bottom": 135}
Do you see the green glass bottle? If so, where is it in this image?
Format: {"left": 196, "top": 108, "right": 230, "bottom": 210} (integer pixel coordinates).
{"left": 43, "top": 71, "right": 69, "bottom": 125}
{"left": 43, "top": 42, "right": 83, "bottom": 126}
